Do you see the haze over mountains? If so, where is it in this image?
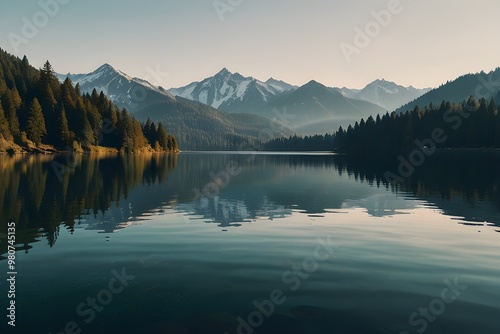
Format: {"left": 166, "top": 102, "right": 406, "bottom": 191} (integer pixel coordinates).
{"left": 58, "top": 62, "right": 500, "bottom": 149}
{"left": 167, "top": 68, "right": 430, "bottom": 134}
{"left": 57, "top": 65, "right": 293, "bottom": 150}
{"left": 258, "top": 80, "right": 386, "bottom": 135}
{"left": 332, "top": 80, "right": 431, "bottom": 112}
{"left": 169, "top": 68, "right": 431, "bottom": 114}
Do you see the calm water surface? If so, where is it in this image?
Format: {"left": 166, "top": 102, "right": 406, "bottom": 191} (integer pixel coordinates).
{"left": 0, "top": 152, "right": 499, "bottom": 334}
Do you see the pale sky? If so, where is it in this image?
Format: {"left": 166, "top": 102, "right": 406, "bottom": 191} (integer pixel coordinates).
{"left": 0, "top": 0, "right": 499, "bottom": 89}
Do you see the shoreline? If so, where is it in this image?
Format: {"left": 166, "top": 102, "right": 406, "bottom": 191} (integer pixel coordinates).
{"left": 0, "top": 146, "right": 180, "bottom": 155}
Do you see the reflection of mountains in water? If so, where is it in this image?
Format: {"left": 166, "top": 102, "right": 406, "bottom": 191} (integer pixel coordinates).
{"left": 175, "top": 197, "right": 293, "bottom": 228}
{"left": 2, "top": 152, "right": 500, "bottom": 255}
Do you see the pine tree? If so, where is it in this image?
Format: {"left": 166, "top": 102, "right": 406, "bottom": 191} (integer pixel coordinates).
{"left": 55, "top": 105, "right": 71, "bottom": 147}
{"left": 26, "top": 98, "right": 47, "bottom": 146}
{"left": 495, "top": 115, "right": 500, "bottom": 148}
{"left": 6, "top": 107, "right": 20, "bottom": 141}
{"left": 143, "top": 118, "right": 152, "bottom": 142}
{"left": 171, "top": 135, "right": 178, "bottom": 151}
{"left": 39, "top": 61, "right": 57, "bottom": 90}
{"left": 148, "top": 122, "right": 158, "bottom": 147}
{"left": 157, "top": 123, "right": 169, "bottom": 150}
{"left": 0, "top": 104, "right": 13, "bottom": 141}
{"left": 488, "top": 98, "right": 498, "bottom": 116}
{"left": 2, "top": 88, "right": 22, "bottom": 141}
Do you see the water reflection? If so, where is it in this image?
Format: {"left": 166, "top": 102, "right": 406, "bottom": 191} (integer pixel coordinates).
{"left": 0, "top": 153, "right": 178, "bottom": 257}
{"left": 1, "top": 151, "right": 500, "bottom": 258}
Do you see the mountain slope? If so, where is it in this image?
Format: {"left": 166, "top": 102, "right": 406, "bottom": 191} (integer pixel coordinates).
{"left": 57, "top": 64, "right": 177, "bottom": 112}
{"left": 0, "top": 49, "right": 169, "bottom": 153}
{"left": 396, "top": 68, "right": 500, "bottom": 113}
{"left": 332, "top": 79, "right": 431, "bottom": 111}
{"left": 261, "top": 80, "right": 386, "bottom": 135}
{"left": 58, "top": 65, "right": 293, "bottom": 150}
{"left": 169, "top": 68, "right": 296, "bottom": 113}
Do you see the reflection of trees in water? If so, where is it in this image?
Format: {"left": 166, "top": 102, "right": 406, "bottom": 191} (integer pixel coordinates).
{"left": 333, "top": 152, "right": 500, "bottom": 225}
{"left": 0, "top": 154, "right": 178, "bottom": 254}
{"left": 2, "top": 152, "right": 500, "bottom": 257}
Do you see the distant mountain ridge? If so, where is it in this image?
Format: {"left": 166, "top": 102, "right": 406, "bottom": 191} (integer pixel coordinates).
{"left": 332, "top": 79, "right": 431, "bottom": 112}
{"left": 169, "top": 68, "right": 297, "bottom": 113}
{"left": 58, "top": 65, "right": 437, "bottom": 144}
{"left": 396, "top": 68, "right": 500, "bottom": 113}
{"left": 170, "top": 68, "right": 431, "bottom": 115}
{"left": 58, "top": 65, "right": 293, "bottom": 150}
{"left": 259, "top": 80, "right": 386, "bottom": 135}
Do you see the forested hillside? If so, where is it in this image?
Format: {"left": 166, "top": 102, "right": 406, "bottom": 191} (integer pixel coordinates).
{"left": 0, "top": 48, "right": 177, "bottom": 153}
{"left": 334, "top": 97, "right": 500, "bottom": 154}
{"left": 264, "top": 134, "right": 334, "bottom": 151}
{"left": 59, "top": 64, "right": 294, "bottom": 151}
{"left": 396, "top": 68, "right": 500, "bottom": 113}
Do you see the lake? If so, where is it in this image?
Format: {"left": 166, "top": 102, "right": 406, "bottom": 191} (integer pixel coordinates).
{"left": 1, "top": 152, "right": 499, "bottom": 334}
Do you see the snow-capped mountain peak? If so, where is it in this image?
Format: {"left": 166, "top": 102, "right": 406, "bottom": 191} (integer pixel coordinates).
{"left": 57, "top": 64, "right": 175, "bottom": 112}
{"left": 169, "top": 69, "right": 297, "bottom": 113}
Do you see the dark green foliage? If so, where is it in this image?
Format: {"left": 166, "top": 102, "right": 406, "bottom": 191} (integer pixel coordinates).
{"left": 55, "top": 104, "right": 72, "bottom": 148}
{"left": 156, "top": 123, "right": 169, "bottom": 150}
{"left": 264, "top": 134, "right": 334, "bottom": 151}
{"left": 1, "top": 87, "right": 22, "bottom": 141}
{"left": 334, "top": 97, "right": 500, "bottom": 154}
{"left": 0, "top": 103, "right": 12, "bottom": 141}
{"left": 396, "top": 68, "right": 500, "bottom": 114}
{"left": 0, "top": 48, "right": 177, "bottom": 152}
{"left": 137, "top": 98, "right": 292, "bottom": 151}
{"left": 26, "top": 98, "right": 47, "bottom": 146}
{"left": 141, "top": 118, "right": 178, "bottom": 152}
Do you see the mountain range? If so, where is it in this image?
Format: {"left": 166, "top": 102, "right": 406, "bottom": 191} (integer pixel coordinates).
{"left": 169, "top": 68, "right": 296, "bottom": 114}
{"left": 58, "top": 63, "right": 500, "bottom": 149}
{"left": 167, "top": 69, "right": 431, "bottom": 134}
{"left": 57, "top": 65, "right": 293, "bottom": 150}
{"left": 256, "top": 80, "right": 386, "bottom": 135}
{"left": 332, "top": 79, "right": 431, "bottom": 112}
{"left": 169, "top": 69, "right": 431, "bottom": 114}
